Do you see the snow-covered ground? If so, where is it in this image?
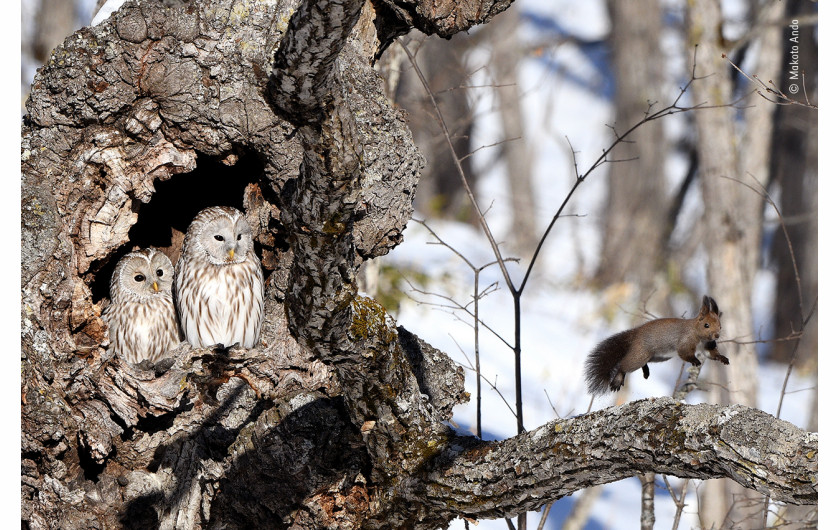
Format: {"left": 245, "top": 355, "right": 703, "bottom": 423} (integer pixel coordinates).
{"left": 379, "top": 1, "right": 818, "bottom": 528}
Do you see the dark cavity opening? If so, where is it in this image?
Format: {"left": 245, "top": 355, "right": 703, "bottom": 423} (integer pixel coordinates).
{"left": 90, "top": 152, "right": 267, "bottom": 303}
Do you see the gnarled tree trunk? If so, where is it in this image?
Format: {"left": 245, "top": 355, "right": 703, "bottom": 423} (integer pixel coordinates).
{"left": 21, "top": 1, "right": 816, "bottom": 528}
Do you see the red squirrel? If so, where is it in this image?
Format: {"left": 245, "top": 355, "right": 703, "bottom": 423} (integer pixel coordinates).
{"left": 585, "top": 295, "right": 729, "bottom": 395}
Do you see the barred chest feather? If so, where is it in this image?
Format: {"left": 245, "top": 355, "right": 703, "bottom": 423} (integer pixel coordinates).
{"left": 178, "top": 257, "right": 264, "bottom": 349}
{"left": 106, "top": 296, "right": 179, "bottom": 364}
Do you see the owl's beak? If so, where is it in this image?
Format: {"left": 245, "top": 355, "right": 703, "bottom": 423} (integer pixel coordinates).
{"left": 152, "top": 281, "right": 159, "bottom": 292}
{"left": 228, "top": 249, "right": 235, "bottom": 260}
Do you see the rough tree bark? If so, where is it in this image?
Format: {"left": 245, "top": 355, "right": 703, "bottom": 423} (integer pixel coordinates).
{"left": 21, "top": 1, "right": 817, "bottom": 529}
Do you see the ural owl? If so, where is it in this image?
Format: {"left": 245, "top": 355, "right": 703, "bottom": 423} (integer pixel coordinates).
{"left": 175, "top": 206, "right": 264, "bottom": 349}
{"left": 103, "top": 248, "right": 180, "bottom": 364}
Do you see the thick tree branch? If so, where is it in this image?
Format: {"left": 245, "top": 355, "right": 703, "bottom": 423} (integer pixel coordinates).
{"left": 270, "top": 0, "right": 365, "bottom": 122}
{"left": 268, "top": 0, "right": 458, "bottom": 523}
{"left": 416, "top": 398, "right": 817, "bottom": 522}
{"left": 377, "top": 0, "right": 516, "bottom": 38}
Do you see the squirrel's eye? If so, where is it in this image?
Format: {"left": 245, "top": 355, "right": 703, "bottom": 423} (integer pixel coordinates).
{"left": 156, "top": 269, "right": 164, "bottom": 277}
{"left": 134, "top": 274, "right": 145, "bottom": 282}
{"left": 214, "top": 235, "right": 224, "bottom": 241}
{"left": 704, "top": 323, "right": 710, "bottom": 328}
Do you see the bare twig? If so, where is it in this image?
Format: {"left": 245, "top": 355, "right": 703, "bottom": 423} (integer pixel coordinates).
{"left": 536, "top": 503, "right": 553, "bottom": 530}
{"left": 726, "top": 331, "right": 803, "bottom": 346}
{"left": 453, "top": 344, "right": 518, "bottom": 421}
{"left": 722, "top": 53, "right": 817, "bottom": 109}
{"left": 400, "top": 39, "right": 530, "bottom": 459}
{"left": 399, "top": 39, "right": 516, "bottom": 294}
{"left": 402, "top": 278, "right": 513, "bottom": 350}
{"left": 521, "top": 47, "right": 742, "bottom": 294}
{"left": 460, "top": 137, "right": 523, "bottom": 163}
{"left": 663, "top": 476, "right": 692, "bottom": 530}
{"left": 543, "top": 389, "right": 561, "bottom": 420}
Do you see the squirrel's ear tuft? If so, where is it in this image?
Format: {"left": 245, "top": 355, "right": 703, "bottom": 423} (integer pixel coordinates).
{"left": 706, "top": 296, "right": 720, "bottom": 315}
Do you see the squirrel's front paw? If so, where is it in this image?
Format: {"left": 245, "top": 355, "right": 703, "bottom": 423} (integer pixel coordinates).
{"left": 687, "top": 356, "right": 702, "bottom": 367}
{"left": 718, "top": 355, "right": 730, "bottom": 365}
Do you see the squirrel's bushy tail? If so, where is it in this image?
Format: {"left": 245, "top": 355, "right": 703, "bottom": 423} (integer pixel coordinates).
{"left": 585, "top": 329, "right": 634, "bottom": 395}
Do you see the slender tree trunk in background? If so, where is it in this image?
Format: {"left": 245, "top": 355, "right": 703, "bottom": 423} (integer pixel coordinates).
{"left": 397, "top": 33, "right": 477, "bottom": 222}
{"left": 32, "top": 0, "right": 78, "bottom": 63}
{"left": 596, "top": 0, "right": 667, "bottom": 297}
{"left": 639, "top": 472, "right": 655, "bottom": 530}
{"left": 561, "top": 486, "right": 601, "bottom": 530}
{"left": 739, "top": 0, "right": 785, "bottom": 199}
{"left": 687, "top": 0, "right": 757, "bottom": 426}
{"left": 687, "top": 0, "right": 785, "bottom": 526}
{"left": 770, "top": 0, "right": 818, "bottom": 371}
{"left": 688, "top": 7, "right": 739, "bottom": 528}
{"left": 491, "top": 5, "right": 539, "bottom": 256}
{"left": 768, "top": 4, "right": 818, "bottom": 525}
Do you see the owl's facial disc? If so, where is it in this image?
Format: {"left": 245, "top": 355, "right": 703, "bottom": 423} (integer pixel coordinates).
{"left": 135, "top": 269, "right": 163, "bottom": 294}
{"left": 200, "top": 215, "right": 253, "bottom": 265}
{"left": 215, "top": 232, "right": 237, "bottom": 263}
{"left": 151, "top": 268, "right": 163, "bottom": 291}
{"left": 110, "top": 249, "right": 174, "bottom": 304}
{"left": 201, "top": 219, "right": 241, "bottom": 264}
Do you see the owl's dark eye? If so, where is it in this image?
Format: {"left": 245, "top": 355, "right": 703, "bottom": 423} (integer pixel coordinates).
{"left": 156, "top": 269, "right": 164, "bottom": 277}
{"left": 134, "top": 274, "right": 145, "bottom": 282}
{"left": 237, "top": 234, "right": 242, "bottom": 241}
{"left": 214, "top": 235, "right": 224, "bottom": 241}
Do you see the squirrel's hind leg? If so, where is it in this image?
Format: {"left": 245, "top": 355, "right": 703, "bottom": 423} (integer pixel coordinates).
{"left": 642, "top": 364, "right": 650, "bottom": 379}
{"left": 609, "top": 371, "right": 625, "bottom": 391}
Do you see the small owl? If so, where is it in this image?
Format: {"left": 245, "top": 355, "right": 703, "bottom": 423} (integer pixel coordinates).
{"left": 175, "top": 206, "right": 264, "bottom": 349}
{"left": 103, "top": 248, "right": 180, "bottom": 364}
